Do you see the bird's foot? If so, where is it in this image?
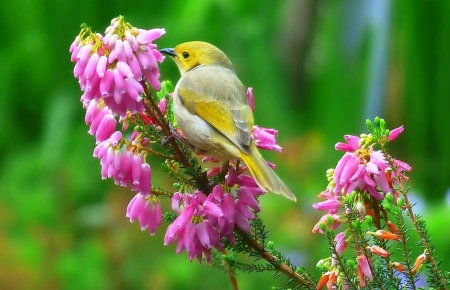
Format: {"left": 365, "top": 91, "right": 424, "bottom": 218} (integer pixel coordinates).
{"left": 161, "top": 124, "right": 195, "bottom": 151}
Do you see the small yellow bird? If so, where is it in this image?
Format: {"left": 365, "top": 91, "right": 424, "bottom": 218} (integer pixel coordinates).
{"left": 160, "top": 41, "right": 296, "bottom": 201}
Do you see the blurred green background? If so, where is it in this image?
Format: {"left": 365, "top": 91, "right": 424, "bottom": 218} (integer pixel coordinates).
{"left": 1, "top": 0, "right": 449, "bottom": 289}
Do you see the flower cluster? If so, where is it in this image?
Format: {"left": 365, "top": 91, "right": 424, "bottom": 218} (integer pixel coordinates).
{"left": 312, "top": 122, "right": 417, "bottom": 289}
{"left": 163, "top": 180, "right": 263, "bottom": 264}
{"left": 70, "top": 17, "right": 165, "bottom": 235}
{"left": 312, "top": 126, "right": 411, "bottom": 224}
{"left": 70, "top": 16, "right": 165, "bottom": 116}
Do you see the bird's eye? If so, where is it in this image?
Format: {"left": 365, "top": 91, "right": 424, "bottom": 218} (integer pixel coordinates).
{"left": 182, "top": 51, "right": 189, "bottom": 59}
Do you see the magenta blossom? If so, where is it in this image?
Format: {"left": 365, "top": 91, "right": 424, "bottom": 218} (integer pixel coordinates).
{"left": 93, "top": 132, "right": 151, "bottom": 193}
{"left": 357, "top": 255, "right": 373, "bottom": 287}
{"left": 312, "top": 194, "right": 340, "bottom": 214}
{"left": 70, "top": 16, "right": 165, "bottom": 117}
{"left": 127, "top": 193, "right": 162, "bottom": 235}
{"left": 164, "top": 178, "right": 262, "bottom": 264}
{"left": 334, "top": 232, "right": 347, "bottom": 255}
{"left": 312, "top": 125, "right": 411, "bottom": 234}
{"left": 252, "top": 125, "right": 283, "bottom": 152}
{"left": 247, "top": 87, "right": 254, "bottom": 111}
{"left": 333, "top": 132, "right": 411, "bottom": 199}
{"left": 164, "top": 188, "right": 226, "bottom": 264}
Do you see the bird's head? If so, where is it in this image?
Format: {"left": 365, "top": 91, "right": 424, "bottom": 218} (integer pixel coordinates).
{"left": 160, "top": 41, "right": 234, "bottom": 74}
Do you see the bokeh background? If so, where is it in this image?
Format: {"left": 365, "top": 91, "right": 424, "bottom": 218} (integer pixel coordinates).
{"left": 1, "top": 0, "right": 449, "bottom": 289}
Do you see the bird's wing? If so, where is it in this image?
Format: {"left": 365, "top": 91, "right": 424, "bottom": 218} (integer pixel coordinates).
{"left": 176, "top": 66, "right": 254, "bottom": 154}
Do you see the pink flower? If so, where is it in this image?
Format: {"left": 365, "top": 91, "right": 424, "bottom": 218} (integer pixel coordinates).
{"left": 164, "top": 191, "right": 224, "bottom": 264}
{"left": 335, "top": 135, "right": 360, "bottom": 152}
{"left": 312, "top": 198, "right": 340, "bottom": 214}
{"left": 164, "top": 182, "right": 262, "bottom": 263}
{"left": 252, "top": 125, "right": 282, "bottom": 152}
{"left": 388, "top": 125, "right": 404, "bottom": 141}
{"left": 94, "top": 131, "right": 152, "bottom": 192}
{"left": 247, "top": 87, "right": 254, "bottom": 111}
{"left": 70, "top": 16, "right": 165, "bottom": 117}
{"left": 158, "top": 97, "right": 167, "bottom": 114}
{"left": 357, "top": 255, "right": 373, "bottom": 287}
{"left": 334, "top": 232, "right": 347, "bottom": 254}
{"left": 95, "top": 114, "right": 117, "bottom": 143}
{"left": 126, "top": 193, "right": 162, "bottom": 235}
{"left": 332, "top": 134, "right": 411, "bottom": 200}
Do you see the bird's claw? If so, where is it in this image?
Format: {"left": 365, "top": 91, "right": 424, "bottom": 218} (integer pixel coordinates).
{"left": 161, "top": 123, "right": 197, "bottom": 151}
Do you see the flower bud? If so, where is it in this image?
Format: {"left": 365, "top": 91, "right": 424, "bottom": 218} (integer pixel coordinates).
{"left": 368, "top": 230, "right": 401, "bottom": 241}
{"left": 369, "top": 245, "right": 389, "bottom": 258}
{"left": 386, "top": 221, "right": 399, "bottom": 234}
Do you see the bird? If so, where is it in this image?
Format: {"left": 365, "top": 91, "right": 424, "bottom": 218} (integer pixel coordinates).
{"left": 159, "top": 41, "right": 296, "bottom": 201}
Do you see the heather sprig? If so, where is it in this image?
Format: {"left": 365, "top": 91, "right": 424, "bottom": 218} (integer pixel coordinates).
{"left": 70, "top": 17, "right": 450, "bottom": 290}
{"left": 312, "top": 117, "right": 449, "bottom": 289}
{"left": 70, "top": 16, "right": 317, "bottom": 290}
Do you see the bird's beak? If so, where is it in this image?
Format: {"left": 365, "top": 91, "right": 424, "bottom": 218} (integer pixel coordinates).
{"left": 159, "top": 48, "right": 176, "bottom": 57}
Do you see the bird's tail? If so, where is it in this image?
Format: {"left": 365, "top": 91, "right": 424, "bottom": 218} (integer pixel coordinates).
{"left": 240, "top": 145, "right": 296, "bottom": 201}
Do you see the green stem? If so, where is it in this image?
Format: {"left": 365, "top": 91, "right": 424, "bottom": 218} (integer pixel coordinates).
{"left": 234, "top": 227, "right": 316, "bottom": 289}
{"left": 395, "top": 211, "right": 417, "bottom": 289}
{"left": 326, "top": 230, "right": 359, "bottom": 289}
{"left": 219, "top": 249, "right": 239, "bottom": 290}
{"left": 398, "top": 182, "right": 447, "bottom": 289}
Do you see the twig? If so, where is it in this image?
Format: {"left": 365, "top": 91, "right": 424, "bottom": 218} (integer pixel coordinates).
{"left": 219, "top": 249, "right": 239, "bottom": 290}
{"left": 398, "top": 182, "right": 447, "bottom": 289}
{"left": 347, "top": 211, "right": 385, "bottom": 290}
{"left": 234, "top": 227, "right": 316, "bottom": 289}
{"left": 326, "top": 230, "right": 359, "bottom": 289}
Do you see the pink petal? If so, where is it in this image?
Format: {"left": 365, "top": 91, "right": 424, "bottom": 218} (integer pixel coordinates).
{"left": 129, "top": 193, "right": 146, "bottom": 222}
{"left": 113, "top": 69, "right": 126, "bottom": 94}
{"left": 247, "top": 87, "right": 254, "bottom": 111}
{"left": 95, "top": 114, "right": 116, "bottom": 143}
{"left": 108, "top": 131, "right": 122, "bottom": 146}
{"left": 85, "top": 99, "right": 99, "bottom": 125}
{"left": 139, "top": 163, "right": 152, "bottom": 195}
{"left": 106, "top": 147, "right": 115, "bottom": 164}
{"left": 88, "top": 107, "right": 108, "bottom": 135}
{"left": 203, "top": 200, "right": 224, "bottom": 218}
{"left": 235, "top": 212, "right": 251, "bottom": 232}
{"left": 84, "top": 53, "right": 99, "bottom": 79}
{"left": 195, "top": 221, "right": 211, "bottom": 249}
{"left": 388, "top": 125, "right": 404, "bottom": 142}
{"left": 117, "top": 61, "right": 133, "bottom": 78}
{"left": 136, "top": 28, "right": 165, "bottom": 44}
{"left": 131, "top": 155, "right": 142, "bottom": 185}
{"left": 235, "top": 202, "right": 255, "bottom": 219}
{"left": 126, "top": 194, "right": 139, "bottom": 217}
{"left": 96, "top": 55, "right": 108, "bottom": 78}
{"left": 100, "top": 69, "right": 115, "bottom": 96}
{"left": 344, "top": 135, "right": 361, "bottom": 150}
{"left": 114, "top": 39, "right": 124, "bottom": 59}
{"left": 143, "top": 68, "right": 161, "bottom": 91}
{"left": 225, "top": 167, "right": 238, "bottom": 187}
{"left": 123, "top": 40, "right": 133, "bottom": 59}
{"left": 119, "top": 151, "right": 133, "bottom": 179}
{"left": 77, "top": 44, "right": 92, "bottom": 65}
{"left": 339, "top": 155, "right": 359, "bottom": 185}
{"left": 237, "top": 187, "right": 260, "bottom": 212}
